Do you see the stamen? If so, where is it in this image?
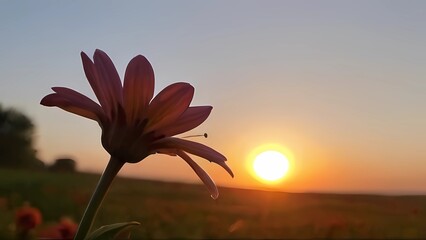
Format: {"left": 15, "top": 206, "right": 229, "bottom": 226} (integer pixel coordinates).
{"left": 183, "top": 133, "right": 208, "bottom": 139}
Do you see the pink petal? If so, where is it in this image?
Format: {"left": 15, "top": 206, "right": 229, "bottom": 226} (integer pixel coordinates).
{"left": 156, "top": 149, "right": 177, "bottom": 156}
{"left": 176, "top": 150, "right": 219, "bottom": 199}
{"left": 153, "top": 137, "right": 234, "bottom": 178}
{"left": 41, "top": 93, "right": 100, "bottom": 121}
{"left": 51, "top": 87, "right": 104, "bottom": 117}
{"left": 159, "top": 106, "right": 212, "bottom": 137}
{"left": 123, "top": 55, "right": 155, "bottom": 123}
{"left": 93, "top": 49, "right": 123, "bottom": 115}
{"left": 145, "top": 83, "right": 194, "bottom": 132}
{"left": 81, "top": 51, "right": 113, "bottom": 119}
{"left": 50, "top": 87, "right": 105, "bottom": 122}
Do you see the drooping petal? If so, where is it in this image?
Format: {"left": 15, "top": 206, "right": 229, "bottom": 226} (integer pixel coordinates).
{"left": 123, "top": 55, "right": 155, "bottom": 123}
{"left": 93, "top": 49, "right": 123, "bottom": 115}
{"left": 156, "top": 149, "right": 177, "bottom": 156}
{"left": 41, "top": 93, "right": 101, "bottom": 121}
{"left": 153, "top": 137, "right": 234, "bottom": 178}
{"left": 81, "top": 51, "right": 112, "bottom": 119}
{"left": 145, "top": 83, "right": 194, "bottom": 132}
{"left": 176, "top": 150, "right": 219, "bottom": 199}
{"left": 159, "top": 106, "right": 212, "bottom": 137}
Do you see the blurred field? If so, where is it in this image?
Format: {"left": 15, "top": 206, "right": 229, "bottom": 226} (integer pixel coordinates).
{"left": 0, "top": 168, "right": 425, "bottom": 239}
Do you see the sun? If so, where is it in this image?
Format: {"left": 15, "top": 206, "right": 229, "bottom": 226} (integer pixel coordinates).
{"left": 253, "top": 150, "right": 290, "bottom": 182}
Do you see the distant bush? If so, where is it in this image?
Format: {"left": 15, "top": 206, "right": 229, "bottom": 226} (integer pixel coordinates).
{"left": 48, "top": 158, "right": 77, "bottom": 172}
{"left": 0, "top": 104, "right": 44, "bottom": 169}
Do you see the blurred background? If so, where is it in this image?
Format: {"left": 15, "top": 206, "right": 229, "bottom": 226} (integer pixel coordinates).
{"left": 2, "top": 0, "right": 426, "bottom": 193}
{"left": 0, "top": 1, "right": 426, "bottom": 238}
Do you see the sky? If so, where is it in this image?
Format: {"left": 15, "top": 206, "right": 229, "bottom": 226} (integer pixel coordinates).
{"left": 1, "top": 1, "right": 426, "bottom": 194}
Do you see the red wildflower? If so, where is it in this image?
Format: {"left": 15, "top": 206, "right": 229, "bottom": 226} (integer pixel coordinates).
{"left": 15, "top": 204, "right": 42, "bottom": 231}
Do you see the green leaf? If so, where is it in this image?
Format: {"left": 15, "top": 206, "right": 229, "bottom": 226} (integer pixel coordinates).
{"left": 85, "top": 221, "right": 141, "bottom": 240}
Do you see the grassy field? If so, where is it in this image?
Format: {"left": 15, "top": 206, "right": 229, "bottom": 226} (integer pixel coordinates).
{"left": 0, "top": 168, "right": 425, "bottom": 239}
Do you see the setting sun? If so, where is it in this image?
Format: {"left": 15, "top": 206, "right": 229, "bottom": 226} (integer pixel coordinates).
{"left": 253, "top": 150, "right": 290, "bottom": 182}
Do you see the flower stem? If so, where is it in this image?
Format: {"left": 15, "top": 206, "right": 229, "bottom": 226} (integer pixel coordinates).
{"left": 74, "top": 157, "right": 124, "bottom": 240}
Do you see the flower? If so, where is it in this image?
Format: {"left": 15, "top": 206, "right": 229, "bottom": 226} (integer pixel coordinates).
{"left": 38, "top": 217, "right": 78, "bottom": 239}
{"left": 15, "top": 204, "right": 42, "bottom": 231}
{"left": 41, "top": 49, "right": 233, "bottom": 199}
{"left": 57, "top": 217, "right": 78, "bottom": 239}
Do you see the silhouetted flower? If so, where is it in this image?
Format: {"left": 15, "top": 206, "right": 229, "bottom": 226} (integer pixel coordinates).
{"left": 15, "top": 204, "right": 42, "bottom": 231}
{"left": 41, "top": 49, "right": 233, "bottom": 199}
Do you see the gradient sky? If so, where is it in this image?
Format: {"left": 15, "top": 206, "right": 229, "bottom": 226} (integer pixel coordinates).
{"left": 1, "top": 1, "right": 426, "bottom": 194}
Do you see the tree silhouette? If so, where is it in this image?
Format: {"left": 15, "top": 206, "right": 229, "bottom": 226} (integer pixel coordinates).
{"left": 0, "top": 104, "right": 44, "bottom": 169}
{"left": 48, "top": 158, "right": 76, "bottom": 172}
